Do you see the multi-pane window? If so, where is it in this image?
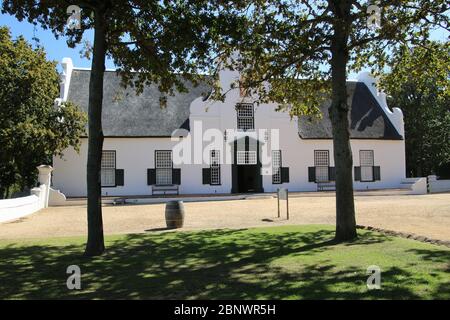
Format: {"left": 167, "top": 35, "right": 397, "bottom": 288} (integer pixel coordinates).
{"left": 272, "top": 150, "right": 282, "bottom": 184}
{"left": 210, "top": 150, "right": 221, "bottom": 185}
{"left": 314, "top": 150, "right": 329, "bottom": 182}
{"left": 360, "top": 150, "right": 374, "bottom": 182}
{"left": 101, "top": 151, "right": 116, "bottom": 187}
{"left": 155, "top": 150, "right": 172, "bottom": 185}
{"left": 237, "top": 151, "right": 257, "bottom": 165}
{"left": 236, "top": 103, "right": 254, "bottom": 131}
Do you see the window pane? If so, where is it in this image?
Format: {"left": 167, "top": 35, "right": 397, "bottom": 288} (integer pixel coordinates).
{"left": 360, "top": 150, "right": 374, "bottom": 182}
{"left": 210, "top": 150, "right": 220, "bottom": 185}
{"left": 314, "top": 150, "right": 329, "bottom": 166}
{"left": 272, "top": 150, "right": 281, "bottom": 184}
{"left": 156, "top": 151, "right": 172, "bottom": 185}
{"left": 156, "top": 168, "right": 172, "bottom": 185}
{"left": 101, "top": 151, "right": 115, "bottom": 169}
{"left": 315, "top": 166, "right": 329, "bottom": 182}
{"left": 236, "top": 103, "right": 254, "bottom": 130}
{"left": 101, "top": 151, "right": 116, "bottom": 186}
{"left": 237, "top": 151, "right": 257, "bottom": 165}
{"left": 361, "top": 166, "right": 373, "bottom": 181}
{"left": 101, "top": 168, "right": 115, "bottom": 186}
{"left": 156, "top": 151, "right": 172, "bottom": 168}
{"left": 360, "top": 150, "right": 374, "bottom": 166}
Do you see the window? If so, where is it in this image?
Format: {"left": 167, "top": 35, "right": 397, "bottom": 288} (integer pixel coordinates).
{"left": 272, "top": 150, "right": 282, "bottom": 184}
{"left": 210, "top": 150, "right": 221, "bottom": 185}
{"left": 314, "top": 150, "right": 329, "bottom": 182}
{"left": 236, "top": 103, "right": 254, "bottom": 130}
{"left": 360, "top": 150, "right": 374, "bottom": 182}
{"left": 155, "top": 150, "right": 172, "bottom": 185}
{"left": 237, "top": 151, "right": 257, "bottom": 165}
{"left": 101, "top": 151, "right": 116, "bottom": 187}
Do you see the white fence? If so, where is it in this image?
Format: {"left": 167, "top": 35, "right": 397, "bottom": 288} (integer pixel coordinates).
{"left": 428, "top": 175, "right": 450, "bottom": 194}
{"left": 0, "top": 165, "right": 53, "bottom": 223}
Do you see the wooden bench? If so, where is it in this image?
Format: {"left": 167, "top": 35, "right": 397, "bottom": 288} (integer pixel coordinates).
{"left": 317, "top": 181, "right": 336, "bottom": 191}
{"left": 152, "top": 185, "right": 179, "bottom": 195}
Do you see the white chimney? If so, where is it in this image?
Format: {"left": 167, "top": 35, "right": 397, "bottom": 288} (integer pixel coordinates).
{"left": 60, "top": 57, "right": 73, "bottom": 101}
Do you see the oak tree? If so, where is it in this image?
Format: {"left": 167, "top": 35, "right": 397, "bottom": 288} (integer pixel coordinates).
{"left": 2, "top": 1, "right": 243, "bottom": 255}
{"left": 223, "top": 0, "right": 449, "bottom": 241}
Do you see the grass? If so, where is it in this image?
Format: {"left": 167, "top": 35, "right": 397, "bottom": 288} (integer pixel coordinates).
{"left": 0, "top": 225, "right": 448, "bottom": 299}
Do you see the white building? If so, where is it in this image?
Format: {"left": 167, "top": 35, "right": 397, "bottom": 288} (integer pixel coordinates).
{"left": 52, "top": 58, "right": 406, "bottom": 197}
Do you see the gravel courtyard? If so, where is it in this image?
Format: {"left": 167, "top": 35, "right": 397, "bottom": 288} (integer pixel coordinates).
{"left": 0, "top": 193, "right": 449, "bottom": 241}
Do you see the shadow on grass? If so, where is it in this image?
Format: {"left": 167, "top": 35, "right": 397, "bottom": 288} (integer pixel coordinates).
{"left": 0, "top": 227, "right": 448, "bottom": 299}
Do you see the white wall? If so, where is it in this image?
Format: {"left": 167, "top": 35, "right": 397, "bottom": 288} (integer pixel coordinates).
{"left": 428, "top": 175, "right": 450, "bottom": 193}
{"left": 0, "top": 180, "right": 50, "bottom": 223}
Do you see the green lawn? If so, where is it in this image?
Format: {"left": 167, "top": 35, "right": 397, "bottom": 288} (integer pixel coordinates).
{"left": 0, "top": 225, "right": 448, "bottom": 299}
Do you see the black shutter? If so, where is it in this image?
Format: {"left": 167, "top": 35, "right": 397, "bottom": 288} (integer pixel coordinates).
{"left": 281, "top": 167, "right": 289, "bottom": 183}
{"left": 328, "top": 167, "right": 336, "bottom": 181}
{"left": 202, "top": 168, "right": 211, "bottom": 185}
{"left": 115, "top": 169, "right": 124, "bottom": 186}
{"left": 147, "top": 169, "right": 156, "bottom": 185}
{"left": 354, "top": 166, "right": 361, "bottom": 181}
{"left": 373, "top": 166, "right": 381, "bottom": 181}
{"left": 172, "top": 168, "right": 181, "bottom": 185}
{"left": 308, "top": 167, "right": 316, "bottom": 182}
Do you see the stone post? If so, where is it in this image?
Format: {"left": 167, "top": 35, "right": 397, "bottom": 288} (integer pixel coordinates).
{"left": 37, "top": 165, "right": 53, "bottom": 208}
{"left": 428, "top": 175, "right": 437, "bottom": 193}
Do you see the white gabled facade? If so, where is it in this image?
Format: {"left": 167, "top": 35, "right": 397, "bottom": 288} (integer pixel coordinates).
{"left": 52, "top": 59, "right": 406, "bottom": 197}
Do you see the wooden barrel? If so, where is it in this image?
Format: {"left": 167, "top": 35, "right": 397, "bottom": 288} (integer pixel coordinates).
{"left": 165, "top": 201, "right": 185, "bottom": 229}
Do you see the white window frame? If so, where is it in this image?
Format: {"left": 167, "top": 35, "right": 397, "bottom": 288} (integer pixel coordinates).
{"left": 236, "top": 103, "right": 254, "bottom": 131}
{"left": 101, "top": 151, "right": 116, "bottom": 187}
{"left": 210, "top": 150, "right": 221, "bottom": 185}
{"left": 272, "top": 150, "right": 282, "bottom": 184}
{"left": 155, "top": 150, "right": 173, "bottom": 186}
{"left": 314, "top": 150, "right": 329, "bottom": 182}
{"left": 360, "top": 150, "right": 374, "bottom": 182}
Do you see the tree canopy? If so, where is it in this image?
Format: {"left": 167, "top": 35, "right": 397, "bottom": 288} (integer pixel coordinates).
{"left": 379, "top": 41, "right": 450, "bottom": 177}
{"left": 0, "top": 26, "right": 87, "bottom": 198}
{"left": 218, "top": 0, "right": 449, "bottom": 240}
{"left": 1, "top": 0, "right": 245, "bottom": 255}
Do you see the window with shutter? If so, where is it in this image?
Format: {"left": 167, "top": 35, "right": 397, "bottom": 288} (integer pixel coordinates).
{"left": 210, "top": 150, "right": 221, "bottom": 185}
{"left": 155, "top": 150, "right": 172, "bottom": 185}
{"left": 272, "top": 150, "right": 282, "bottom": 184}
{"left": 101, "top": 151, "right": 116, "bottom": 187}
{"left": 314, "top": 150, "right": 329, "bottom": 182}
{"left": 360, "top": 150, "right": 374, "bottom": 182}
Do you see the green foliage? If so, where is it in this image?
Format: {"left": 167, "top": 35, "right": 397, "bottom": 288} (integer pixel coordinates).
{"left": 0, "top": 27, "right": 86, "bottom": 197}
{"left": 218, "top": 1, "right": 449, "bottom": 117}
{"left": 1, "top": 1, "right": 246, "bottom": 96}
{"left": 379, "top": 42, "right": 450, "bottom": 177}
{"left": 0, "top": 225, "right": 448, "bottom": 299}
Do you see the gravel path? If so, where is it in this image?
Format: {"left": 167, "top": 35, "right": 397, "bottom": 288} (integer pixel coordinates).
{"left": 0, "top": 193, "right": 449, "bottom": 241}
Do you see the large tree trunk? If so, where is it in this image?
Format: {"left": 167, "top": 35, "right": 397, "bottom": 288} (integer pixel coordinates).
{"left": 84, "top": 9, "right": 107, "bottom": 256}
{"left": 329, "top": 0, "right": 357, "bottom": 241}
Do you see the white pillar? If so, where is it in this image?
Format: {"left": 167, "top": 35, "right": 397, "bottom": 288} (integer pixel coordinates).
{"left": 37, "top": 165, "right": 53, "bottom": 208}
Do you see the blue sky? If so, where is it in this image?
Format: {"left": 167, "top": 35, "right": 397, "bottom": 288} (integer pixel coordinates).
{"left": 1, "top": 12, "right": 448, "bottom": 74}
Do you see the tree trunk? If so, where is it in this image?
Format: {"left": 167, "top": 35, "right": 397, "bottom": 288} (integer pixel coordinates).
{"left": 84, "top": 8, "right": 107, "bottom": 256}
{"left": 329, "top": 0, "right": 357, "bottom": 241}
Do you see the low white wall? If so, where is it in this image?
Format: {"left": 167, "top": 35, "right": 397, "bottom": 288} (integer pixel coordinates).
{"left": 428, "top": 175, "right": 450, "bottom": 193}
{"left": 0, "top": 165, "right": 53, "bottom": 223}
{"left": 0, "top": 193, "right": 42, "bottom": 223}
